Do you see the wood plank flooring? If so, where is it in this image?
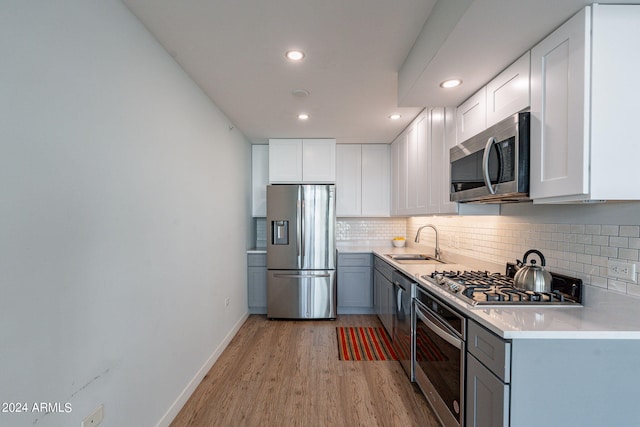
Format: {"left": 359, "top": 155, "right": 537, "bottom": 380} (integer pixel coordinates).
{"left": 170, "top": 315, "right": 440, "bottom": 427}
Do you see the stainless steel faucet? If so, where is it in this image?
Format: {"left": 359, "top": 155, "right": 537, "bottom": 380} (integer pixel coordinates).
{"left": 414, "top": 224, "right": 441, "bottom": 260}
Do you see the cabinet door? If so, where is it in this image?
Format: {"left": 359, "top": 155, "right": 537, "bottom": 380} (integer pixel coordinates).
{"left": 374, "top": 269, "right": 382, "bottom": 317}
{"left": 390, "top": 139, "right": 401, "bottom": 216}
{"left": 530, "top": 8, "right": 590, "bottom": 200}
{"left": 336, "top": 145, "right": 362, "bottom": 216}
{"left": 456, "top": 87, "right": 487, "bottom": 144}
{"left": 251, "top": 145, "right": 269, "bottom": 217}
{"left": 337, "top": 266, "right": 373, "bottom": 309}
{"left": 414, "top": 114, "right": 430, "bottom": 213}
{"left": 269, "top": 139, "right": 303, "bottom": 183}
{"left": 361, "top": 145, "right": 390, "bottom": 216}
{"left": 248, "top": 266, "right": 267, "bottom": 312}
{"left": 302, "top": 139, "right": 336, "bottom": 182}
{"left": 486, "top": 52, "right": 531, "bottom": 127}
{"left": 396, "top": 132, "right": 409, "bottom": 215}
{"left": 441, "top": 107, "right": 458, "bottom": 214}
{"left": 466, "top": 354, "right": 510, "bottom": 427}
{"left": 426, "top": 108, "right": 443, "bottom": 213}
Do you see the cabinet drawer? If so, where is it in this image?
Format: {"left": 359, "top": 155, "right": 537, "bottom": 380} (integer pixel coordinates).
{"left": 467, "top": 320, "right": 511, "bottom": 382}
{"left": 374, "top": 256, "right": 395, "bottom": 282}
{"left": 247, "top": 253, "right": 267, "bottom": 267}
{"left": 338, "top": 253, "right": 372, "bottom": 267}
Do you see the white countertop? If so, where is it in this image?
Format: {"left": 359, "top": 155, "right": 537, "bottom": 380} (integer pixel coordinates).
{"left": 340, "top": 243, "right": 640, "bottom": 340}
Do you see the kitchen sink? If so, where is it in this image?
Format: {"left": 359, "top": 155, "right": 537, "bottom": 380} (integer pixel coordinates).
{"left": 385, "top": 254, "right": 446, "bottom": 264}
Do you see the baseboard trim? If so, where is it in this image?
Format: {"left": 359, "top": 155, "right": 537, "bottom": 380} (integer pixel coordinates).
{"left": 156, "top": 311, "right": 250, "bottom": 427}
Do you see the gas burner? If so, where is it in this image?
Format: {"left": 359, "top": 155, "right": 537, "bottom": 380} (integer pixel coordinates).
{"left": 422, "top": 265, "right": 582, "bottom": 306}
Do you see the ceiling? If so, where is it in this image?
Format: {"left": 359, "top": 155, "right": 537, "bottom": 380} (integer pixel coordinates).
{"left": 121, "top": 0, "right": 637, "bottom": 145}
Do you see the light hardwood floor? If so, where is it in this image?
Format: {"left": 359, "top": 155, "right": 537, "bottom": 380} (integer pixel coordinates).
{"left": 170, "top": 314, "right": 440, "bottom": 427}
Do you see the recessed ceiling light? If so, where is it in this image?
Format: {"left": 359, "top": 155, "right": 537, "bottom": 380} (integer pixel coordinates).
{"left": 285, "top": 50, "right": 305, "bottom": 61}
{"left": 298, "top": 113, "right": 309, "bottom": 120}
{"left": 440, "top": 79, "right": 462, "bottom": 89}
{"left": 291, "top": 89, "right": 310, "bottom": 98}
{"left": 389, "top": 114, "right": 401, "bottom": 120}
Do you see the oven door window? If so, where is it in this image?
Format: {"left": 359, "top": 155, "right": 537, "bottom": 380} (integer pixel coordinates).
{"left": 415, "top": 307, "right": 463, "bottom": 423}
{"left": 451, "top": 136, "right": 515, "bottom": 193}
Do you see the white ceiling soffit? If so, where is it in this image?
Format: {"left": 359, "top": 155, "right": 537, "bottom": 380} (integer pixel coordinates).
{"left": 121, "top": 0, "right": 437, "bottom": 144}
{"left": 398, "top": 0, "right": 640, "bottom": 108}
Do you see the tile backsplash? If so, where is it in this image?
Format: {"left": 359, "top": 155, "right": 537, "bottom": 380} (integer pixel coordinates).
{"left": 336, "top": 218, "right": 406, "bottom": 243}
{"left": 408, "top": 202, "right": 640, "bottom": 297}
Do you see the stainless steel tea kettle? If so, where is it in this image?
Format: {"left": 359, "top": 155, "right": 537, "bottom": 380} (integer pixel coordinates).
{"left": 514, "top": 249, "right": 552, "bottom": 292}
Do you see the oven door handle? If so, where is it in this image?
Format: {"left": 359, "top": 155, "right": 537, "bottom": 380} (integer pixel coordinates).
{"left": 416, "top": 305, "right": 463, "bottom": 350}
{"left": 482, "top": 136, "right": 498, "bottom": 195}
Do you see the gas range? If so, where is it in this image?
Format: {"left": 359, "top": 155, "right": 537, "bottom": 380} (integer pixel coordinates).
{"left": 421, "top": 263, "right": 583, "bottom": 306}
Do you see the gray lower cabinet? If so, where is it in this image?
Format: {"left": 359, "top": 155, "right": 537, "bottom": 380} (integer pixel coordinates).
{"left": 466, "top": 319, "right": 510, "bottom": 427}
{"left": 247, "top": 253, "right": 267, "bottom": 314}
{"left": 337, "top": 253, "right": 373, "bottom": 314}
{"left": 373, "top": 256, "right": 395, "bottom": 335}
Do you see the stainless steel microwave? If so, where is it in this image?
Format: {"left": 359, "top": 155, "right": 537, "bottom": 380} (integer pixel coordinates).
{"left": 450, "top": 112, "right": 530, "bottom": 203}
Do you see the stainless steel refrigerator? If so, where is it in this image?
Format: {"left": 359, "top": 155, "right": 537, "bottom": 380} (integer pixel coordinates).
{"left": 266, "top": 184, "right": 336, "bottom": 319}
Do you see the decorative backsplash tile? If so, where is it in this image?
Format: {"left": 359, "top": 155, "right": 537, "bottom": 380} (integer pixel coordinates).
{"left": 336, "top": 218, "right": 406, "bottom": 242}
{"left": 407, "top": 214, "right": 640, "bottom": 296}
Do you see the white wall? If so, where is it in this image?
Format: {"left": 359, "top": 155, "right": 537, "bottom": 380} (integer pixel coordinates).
{"left": 0, "top": 1, "right": 250, "bottom": 426}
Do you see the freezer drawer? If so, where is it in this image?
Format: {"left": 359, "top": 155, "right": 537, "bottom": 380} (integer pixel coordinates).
{"left": 267, "top": 270, "right": 336, "bottom": 319}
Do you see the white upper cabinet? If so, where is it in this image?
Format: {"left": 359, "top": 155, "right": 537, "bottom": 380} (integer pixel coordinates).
{"left": 251, "top": 145, "right": 269, "bottom": 217}
{"left": 391, "top": 108, "right": 498, "bottom": 216}
{"left": 269, "top": 139, "right": 336, "bottom": 183}
{"left": 301, "top": 139, "right": 336, "bottom": 182}
{"left": 361, "top": 145, "right": 390, "bottom": 216}
{"left": 336, "top": 145, "right": 362, "bottom": 216}
{"left": 456, "top": 88, "right": 486, "bottom": 144}
{"left": 530, "top": 5, "right": 640, "bottom": 202}
{"left": 269, "top": 139, "right": 303, "bottom": 182}
{"left": 457, "top": 52, "right": 531, "bottom": 144}
{"left": 486, "top": 52, "right": 531, "bottom": 128}
{"left": 337, "top": 144, "right": 390, "bottom": 217}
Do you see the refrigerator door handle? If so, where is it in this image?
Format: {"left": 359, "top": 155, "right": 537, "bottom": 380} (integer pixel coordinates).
{"left": 301, "top": 199, "right": 306, "bottom": 260}
{"left": 273, "top": 273, "right": 331, "bottom": 279}
{"left": 296, "top": 187, "right": 302, "bottom": 268}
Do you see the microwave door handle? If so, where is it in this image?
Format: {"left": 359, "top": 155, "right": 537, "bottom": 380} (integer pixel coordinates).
{"left": 482, "top": 136, "right": 498, "bottom": 195}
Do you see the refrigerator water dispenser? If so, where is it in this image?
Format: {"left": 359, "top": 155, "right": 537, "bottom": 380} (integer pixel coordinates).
{"left": 272, "top": 220, "right": 289, "bottom": 245}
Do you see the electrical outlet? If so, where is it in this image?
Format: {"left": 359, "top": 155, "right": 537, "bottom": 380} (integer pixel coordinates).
{"left": 82, "top": 404, "right": 104, "bottom": 427}
{"left": 607, "top": 260, "right": 637, "bottom": 282}
{"left": 225, "top": 297, "right": 230, "bottom": 307}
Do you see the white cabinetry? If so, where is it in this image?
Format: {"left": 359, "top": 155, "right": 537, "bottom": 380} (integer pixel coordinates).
{"left": 251, "top": 145, "right": 269, "bottom": 217}
{"left": 302, "top": 139, "right": 336, "bottom": 182}
{"left": 391, "top": 109, "right": 458, "bottom": 216}
{"left": 457, "top": 52, "right": 530, "bottom": 143}
{"left": 336, "top": 144, "right": 390, "bottom": 217}
{"left": 336, "top": 145, "right": 361, "bottom": 216}
{"left": 486, "top": 52, "right": 531, "bottom": 128}
{"left": 456, "top": 88, "right": 486, "bottom": 144}
{"left": 361, "top": 145, "right": 390, "bottom": 216}
{"left": 530, "top": 5, "right": 640, "bottom": 202}
{"left": 269, "top": 138, "right": 336, "bottom": 183}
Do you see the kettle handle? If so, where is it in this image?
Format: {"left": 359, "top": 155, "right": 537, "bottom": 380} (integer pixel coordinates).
{"left": 523, "top": 249, "right": 546, "bottom": 267}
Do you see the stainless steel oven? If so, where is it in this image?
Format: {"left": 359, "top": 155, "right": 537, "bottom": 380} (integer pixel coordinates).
{"left": 413, "top": 284, "right": 466, "bottom": 427}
